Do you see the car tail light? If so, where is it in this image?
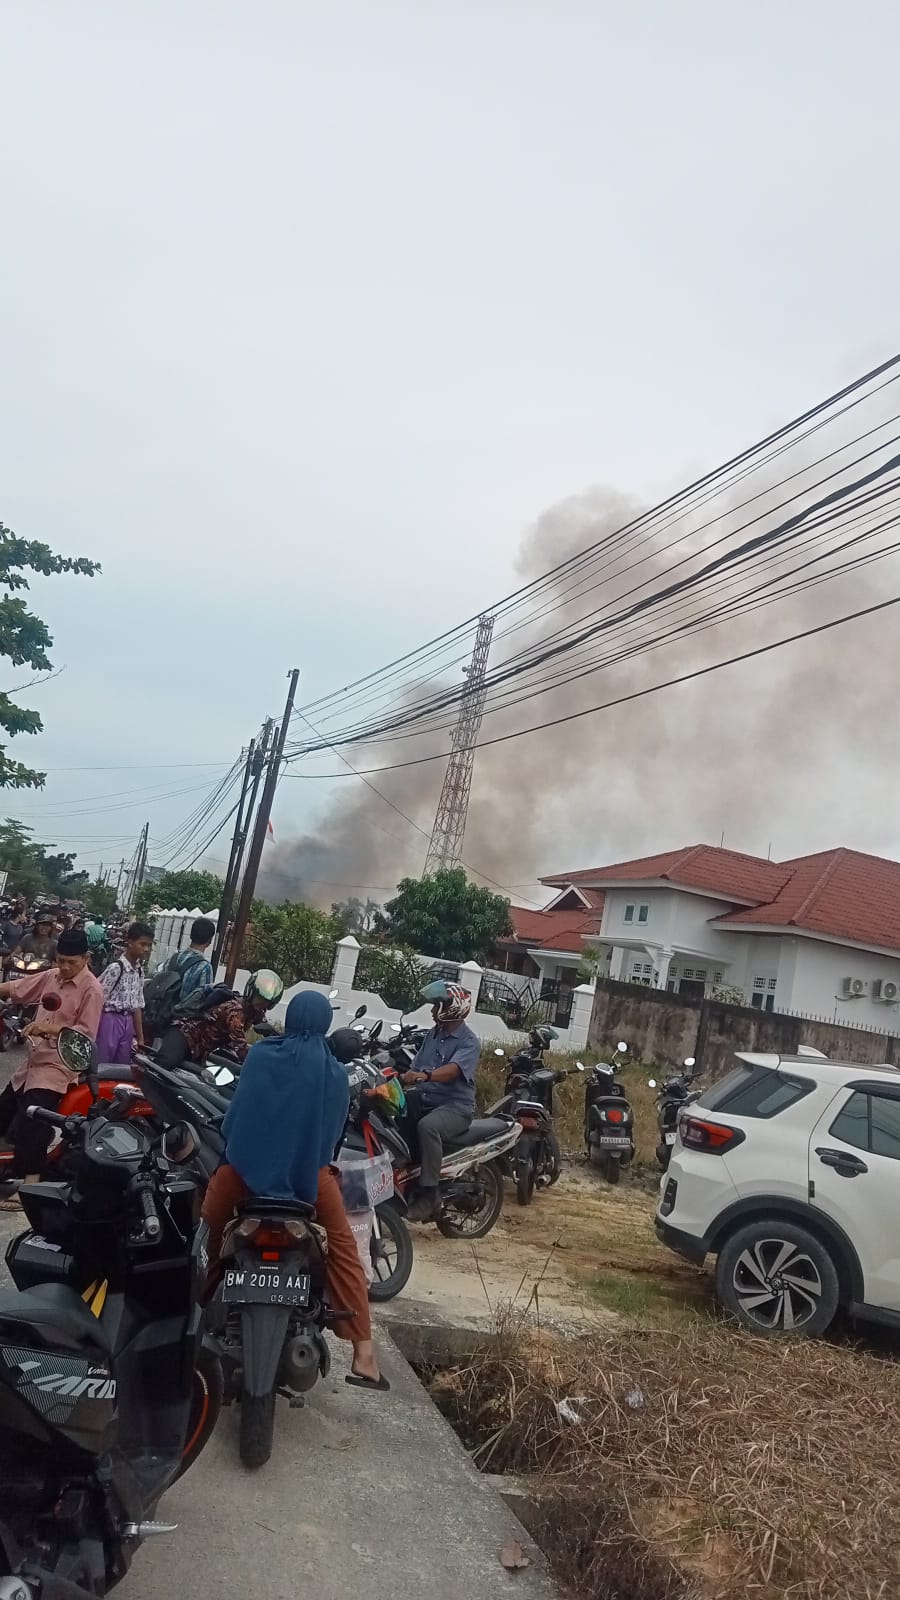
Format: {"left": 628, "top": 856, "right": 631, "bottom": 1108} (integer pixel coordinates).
{"left": 604, "top": 1107, "right": 624, "bottom": 1124}
{"left": 680, "top": 1116, "right": 745, "bottom": 1154}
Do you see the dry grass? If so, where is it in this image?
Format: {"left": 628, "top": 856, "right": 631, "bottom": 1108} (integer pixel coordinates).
{"left": 477, "top": 1045, "right": 661, "bottom": 1165}
{"left": 429, "top": 1318, "right": 900, "bottom": 1600}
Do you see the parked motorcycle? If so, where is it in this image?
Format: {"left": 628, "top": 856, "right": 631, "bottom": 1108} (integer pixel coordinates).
{"left": 0, "top": 1029, "right": 220, "bottom": 1598}
{"left": 488, "top": 1042, "right": 583, "bottom": 1204}
{"left": 584, "top": 1042, "right": 635, "bottom": 1184}
{"left": 649, "top": 1056, "right": 699, "bottom": 1169}
{"left": 3, "top": 953, "right": 51, "bottom": 1038}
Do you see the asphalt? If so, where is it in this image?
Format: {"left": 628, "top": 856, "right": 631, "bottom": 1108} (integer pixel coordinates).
{"left": 0, "top": 1048, "right": 558, "bottom": 1600}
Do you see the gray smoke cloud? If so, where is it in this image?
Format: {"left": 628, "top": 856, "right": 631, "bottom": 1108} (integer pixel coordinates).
{"left": 258, "top": 453, "right": 900, "bottom": 911}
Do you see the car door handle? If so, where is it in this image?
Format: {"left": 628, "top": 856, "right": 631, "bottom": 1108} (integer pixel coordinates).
{"left": 815, "top": 1146, "right": 868, "bottom": 1176}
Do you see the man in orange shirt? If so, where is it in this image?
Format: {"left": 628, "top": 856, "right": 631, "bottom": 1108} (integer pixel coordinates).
{"left": 0, "top": 928, "right": 103, "bottom": 1176}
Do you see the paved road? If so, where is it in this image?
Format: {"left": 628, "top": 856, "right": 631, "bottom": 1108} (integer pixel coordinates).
{"left": 0, "top": 1044, "right": 556, "bottom": 1598}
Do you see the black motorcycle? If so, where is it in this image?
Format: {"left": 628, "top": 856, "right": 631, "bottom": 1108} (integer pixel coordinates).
{"left": 650, "top": 1056, "right": 699, "bottom": 1169}
{"left": 0, "top": 1029, "right": 220, "bottom": 1599}
{"left": 584, "top": 1042, "right": 635, "bottom": 1184}
{"left": 489, "top": 1037, "right": 583, "bottom": 1204}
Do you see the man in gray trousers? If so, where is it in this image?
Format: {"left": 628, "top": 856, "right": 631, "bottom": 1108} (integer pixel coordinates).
{"left": 403, "top": 980, "right": 479, "bottom": 1221}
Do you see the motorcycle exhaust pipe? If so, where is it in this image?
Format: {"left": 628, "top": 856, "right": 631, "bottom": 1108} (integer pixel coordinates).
{"left": 280, "top": 1331, "right": 322, "bottom": 1392}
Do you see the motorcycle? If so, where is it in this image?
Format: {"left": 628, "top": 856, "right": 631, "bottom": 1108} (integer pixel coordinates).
{"left": 488, "top": 1043, "right": 583, "bottom": 1204}
{"left": 584, "top": 1042, "right": 635, "bottom": 1184}
{"left": 649, "top": 1056, "right": 699, "bottom": 1169}
{"left": 3, "top": 954, "right": 52, "bottom": 1038}
{"left": 0, "top": 1028, "right": 221, "bottom": 1598}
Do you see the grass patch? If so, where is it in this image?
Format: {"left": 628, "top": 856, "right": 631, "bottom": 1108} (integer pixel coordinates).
{"left": 428, "top": 1319, "right": 900, "bottom": 1599}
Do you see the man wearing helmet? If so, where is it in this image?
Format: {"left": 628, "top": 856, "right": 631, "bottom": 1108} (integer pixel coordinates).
{"left": 155, "top": 968, "right": 284, "bottom": 1068}
{"left": 402, "top": 980, "right": 479, "bottom": 1221}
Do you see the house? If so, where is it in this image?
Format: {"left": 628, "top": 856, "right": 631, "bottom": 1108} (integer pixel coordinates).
{"left": 486, "top": 903, "right": 604, "bottom": 1027}
{"left": 538, "top": 843, "right": 900, "bottom": 1030}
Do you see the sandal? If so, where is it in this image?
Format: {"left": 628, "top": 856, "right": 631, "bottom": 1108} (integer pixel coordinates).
{"left": 345, "top": 1371, "right": 391, "bottom": 1393}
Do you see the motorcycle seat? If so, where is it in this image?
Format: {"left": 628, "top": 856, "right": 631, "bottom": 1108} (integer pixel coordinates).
{"left": 236, "top": 1196, "right": 317, "bottom": 1220}
{"left": 0, "top": 1281, "right": 112, "bottom": 1354}
{"left": 97, "top": 1064, "right": 134, "bottom": 1083}
{"left": 445, "top": 1116, "right": 511, "bottom": 1151}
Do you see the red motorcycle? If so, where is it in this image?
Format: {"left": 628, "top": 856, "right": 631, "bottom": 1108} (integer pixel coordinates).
{"left": 0, "top": 1006, "right": 158, "bottom": 1193}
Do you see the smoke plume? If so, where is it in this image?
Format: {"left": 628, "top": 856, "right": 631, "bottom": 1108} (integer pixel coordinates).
{"left": 258, "top": 450, "right": 900, "bottom": 910}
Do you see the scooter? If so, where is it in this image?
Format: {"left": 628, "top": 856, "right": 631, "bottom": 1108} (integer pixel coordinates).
{"left": 0, "top": 1029, "right": 220, "bottom": 1599}
{"left": 649, "top": 1056, "right": 699, "bottom": 1169}
{"left": 488, "top": 1045, "right": 583, "bottom": 1204}
{"left": 584, "top": 1042, "right": 635, "bottom": 1184}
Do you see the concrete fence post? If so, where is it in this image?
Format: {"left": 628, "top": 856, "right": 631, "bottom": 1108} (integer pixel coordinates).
{"left": 568, "top": 983, "right": 596, "bottom": 1051}
{"left": 458, "top": 960, "right": 483, "bottom": 1011}
{"left": 331, "top": 935, "right": 361, "bottom": 995}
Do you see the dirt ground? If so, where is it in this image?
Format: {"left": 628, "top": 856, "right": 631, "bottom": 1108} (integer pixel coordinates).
{"left": 396, "top": 1163, "right": 706, "bottom": 1330}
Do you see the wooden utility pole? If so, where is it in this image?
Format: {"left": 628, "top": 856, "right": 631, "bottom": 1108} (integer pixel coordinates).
{"left": 211, "top": 729, "right": 268, "bottom": 973}
{"left": 225, "top": 671, "right": 299, "bottom": 984}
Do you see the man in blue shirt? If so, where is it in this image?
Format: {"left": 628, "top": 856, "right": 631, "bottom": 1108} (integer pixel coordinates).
{"left": 403, "top": 980, "right": 479, "bottom": 1221}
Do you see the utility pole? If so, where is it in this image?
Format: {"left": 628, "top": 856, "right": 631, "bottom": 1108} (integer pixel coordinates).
{"left": 225, "top": 670, "right": 299, "bottom": 984}
{"left": 124, "top": 822, "right": 149, "bottom": 917}
{"left": 424, "top": 613, "right": 494, "bottom": 874}
{"left": 114, "top": 859, "right": 125, "bottom": 908}
{"left": 211, "top": 729, "right": 269, "bottom": 973}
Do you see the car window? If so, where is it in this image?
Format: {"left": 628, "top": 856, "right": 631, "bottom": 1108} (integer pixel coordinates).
{"left": 697, "top": 1064, "right": 813, "bottom": 1119}
{"left": 831, "top": 1091, "right": 900, "bottom": 1161}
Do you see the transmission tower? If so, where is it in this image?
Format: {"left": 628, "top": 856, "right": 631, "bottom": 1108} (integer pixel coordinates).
{"left": 423, "top": 613, "right": 495, "bottom": 875}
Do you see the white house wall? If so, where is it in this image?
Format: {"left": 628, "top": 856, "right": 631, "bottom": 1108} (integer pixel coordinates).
{"left": 601, "top": 886, "right": 757, "bottom": 984}
{"left": 784, "top": 936, "right": 900, "bottom": 1027}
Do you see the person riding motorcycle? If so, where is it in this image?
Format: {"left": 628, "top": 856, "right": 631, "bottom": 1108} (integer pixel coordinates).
{"left": 16, "top": 912, "right": 58, "bottom": 965}
{"left": 402, "top": 980, "right": 478, "bottom": 1222}
{"left": 155, "top": 968, "right": 285, "bottom": 1068}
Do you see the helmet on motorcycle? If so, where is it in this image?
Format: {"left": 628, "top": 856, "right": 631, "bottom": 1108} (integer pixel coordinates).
{"left": 420, "top": 979, "right": 471, "bottom": 1024}
{"left": 529, "top": 1024, "right": 558, "bottom": 1050}
{"left": 243, "top": 969, "right": 284, "bottom": 1010}
{"left": 328, "top": 1026, "right": 363, "bottom": 1064}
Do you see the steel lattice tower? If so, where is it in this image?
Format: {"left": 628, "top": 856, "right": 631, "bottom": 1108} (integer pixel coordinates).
{"left": 423, "top": 613, "right": 495, "bottom": 875}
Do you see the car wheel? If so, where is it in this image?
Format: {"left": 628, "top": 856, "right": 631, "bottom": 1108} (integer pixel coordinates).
{"left": 715, "top": 1219, "right": 840, "bottom": 1337}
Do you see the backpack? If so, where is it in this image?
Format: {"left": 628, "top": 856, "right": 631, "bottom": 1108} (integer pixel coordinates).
{"left": 172, "top": 981, "right": 238, "bottom": 1023}
{"left": 143, "top": 951, "right": 205, "bottom": 1035}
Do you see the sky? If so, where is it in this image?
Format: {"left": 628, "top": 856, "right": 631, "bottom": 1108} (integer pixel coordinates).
{"left": 2, "top": 1, "right": 899, "bottom": 904}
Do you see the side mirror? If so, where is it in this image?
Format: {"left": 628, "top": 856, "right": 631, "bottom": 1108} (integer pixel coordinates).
{"left": 648, "top": 1078, "right": 657, "bottom": 1089}
{"left": 354, "top": 1004, "right": 367, "bottom": 1020}
{"left": 161, "top": 1122, "right": 200, "bottom": 1164}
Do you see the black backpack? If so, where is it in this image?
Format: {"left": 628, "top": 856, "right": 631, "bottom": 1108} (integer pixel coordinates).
{"left": 172, "top": 981, "right": 237, "bottom": 1023}
{"left": 143, "top": 951, "right": 205, "bottom": 1035}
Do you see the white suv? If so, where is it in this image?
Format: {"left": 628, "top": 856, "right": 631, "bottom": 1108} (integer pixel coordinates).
{"left": 655, "top": 1048, "right": 900, "bottom": 1337}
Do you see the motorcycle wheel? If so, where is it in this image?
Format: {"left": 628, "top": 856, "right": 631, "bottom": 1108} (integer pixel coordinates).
{"left": 368, "top": 1200, "right": 414, "bottom": 1302}
{"left": 176, "top": 1346, "right": 224, "bottom": 1480}
{"left": 603, "top": 1156, "right": 621, "bottom": 1185}
{"left": 239, "top": 1388, "right": 276, "bottom": 1470}
{"left": 515, "top": 1152, "right": 535, "bottom": 1206}
{"left": 544, "top": 1128, "right": 562, "bottom": 1185}
{"left": 437, "top": 1160, "right": 504, "bottom": 1239}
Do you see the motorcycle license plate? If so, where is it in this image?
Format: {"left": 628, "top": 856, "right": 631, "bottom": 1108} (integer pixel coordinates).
{"left": 222, "top": 1268, "right": 310, "bottom": 1307}
{"left": 597, "top": 1135, "right": 631, "bottom": 1148}
{"left": 665, "top": 1132, "right": 677, "bottom": 1146}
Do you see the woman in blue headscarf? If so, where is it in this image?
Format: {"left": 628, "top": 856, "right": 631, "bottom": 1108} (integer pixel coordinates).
{"left": 201, "top": 989, "right": 387, "bottom": 1391}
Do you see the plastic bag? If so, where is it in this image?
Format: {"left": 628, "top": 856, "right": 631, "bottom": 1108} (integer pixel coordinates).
{"left": 337, "top": 1148, "right": 394, "bottom": 1211}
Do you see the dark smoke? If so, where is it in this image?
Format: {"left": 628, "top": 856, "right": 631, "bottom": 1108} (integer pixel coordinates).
{"left": 258, "top": 458, "right": 900, "bottom": 910}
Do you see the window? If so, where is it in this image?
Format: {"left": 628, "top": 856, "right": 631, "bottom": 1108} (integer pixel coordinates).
{"left": 714, "top": 970, "right": 723, "bottom": 984}
{"left": 624, "top": 904, "right": 634, "bottom": 923}
{"left": 767, "top": 978, "right": 777, "bottom": 991}
{"left": 637, "top": 904, "right": 649, "bottom": 923}
{"left": 751, "top": 992, "right": 776, "bottom": 1012}
{"left": 697, "top": 1063, "right": 814, "bottom": 1119}
{"left": 829, "top": 1092, "right": 900, "bottom": 1161}
{"left": 753, "top": 976, "right": 765, "bottom": 990}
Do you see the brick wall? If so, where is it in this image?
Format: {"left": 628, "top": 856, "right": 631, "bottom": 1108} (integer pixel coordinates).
{"left": 588, "top": 977, "right": 900, "bottom": 1078}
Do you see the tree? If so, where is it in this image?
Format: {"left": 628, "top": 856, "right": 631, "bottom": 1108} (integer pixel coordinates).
{"left": 0, "top": 523, "right": 98, "bottom": 789}
{"left": 244, "top": 901, "right": 343, "bottom": 987}
{"left": 134, "top": 868, "right": 223, "bottom": 919}
{"left": 355, "top": 945, "right": 431, "bottom": 1013}
{"left": 373, "top": 868, "right": 512, "bottom": 963}
{"left": 0, "top": 818, "right": 89, "bottom": 902}
{"left": 331, "top": 896, "right": 380, "bottom": 935}
{"left": 84, "top": 880, "right": 118, "bottom": 920}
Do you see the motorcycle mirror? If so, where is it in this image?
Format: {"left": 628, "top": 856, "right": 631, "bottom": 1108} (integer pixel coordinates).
{"left": 616, "top": 1041, "right": 628, "bottom": 1054}
{"left": 648, "top": 1078, "right": 657, "bottom": 1089}
{"left": 161, "top": 1122, "right": 200, "bottom": 1164}
{"left": 494, "top": 1047, "right": 505, "bottom": 1057}
{"left": 353, "top": 1004, "right": 367, "bottom": 1020}
{"left": 683, "top": 1056, "right": 696, "bottom": 1068}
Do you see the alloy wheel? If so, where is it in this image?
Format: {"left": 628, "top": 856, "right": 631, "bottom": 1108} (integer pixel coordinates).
{"left": 732, "top": 1237, "right": 823, "bottom": 1331}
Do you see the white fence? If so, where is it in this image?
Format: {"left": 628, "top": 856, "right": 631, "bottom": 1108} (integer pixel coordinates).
{"left": 148, "top": 915, "right": 596, "bottom": 1052}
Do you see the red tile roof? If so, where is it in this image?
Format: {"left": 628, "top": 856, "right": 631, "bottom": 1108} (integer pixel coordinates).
{"left": 542, "top": 844, "right": 790, "bottom": 905}
{"left": 714, "top": 849, "right": 900, "bottom": 953}
{"left": 502, "top": 906, "right": 602, "bottom": 953}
